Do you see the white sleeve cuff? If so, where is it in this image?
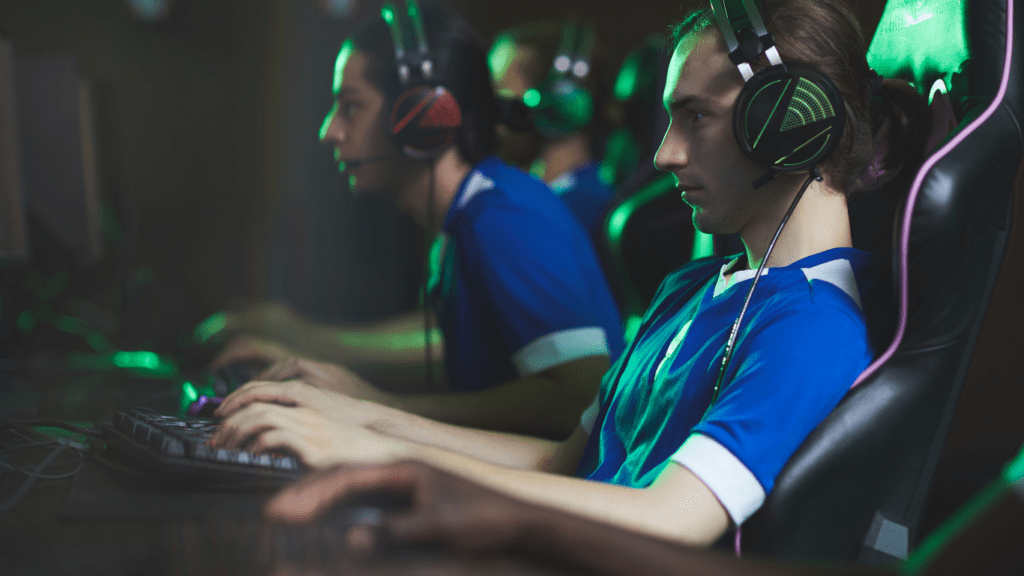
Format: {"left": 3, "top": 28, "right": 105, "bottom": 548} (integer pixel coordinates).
{"left": 670, "top": 434, "right": 766, "bottom": 525}
{"left": 580, "top": 396, "right": 600, "bottom": 435}
{"left": 511, "top": 327, "right": 610, "bottom": 377}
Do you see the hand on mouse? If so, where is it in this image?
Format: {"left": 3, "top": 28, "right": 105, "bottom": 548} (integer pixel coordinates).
{"left": 265, "top": 460, "right": 537, "bottom": 553}
{"left": 211, "top": 403, "right": 411, "bottom": 469}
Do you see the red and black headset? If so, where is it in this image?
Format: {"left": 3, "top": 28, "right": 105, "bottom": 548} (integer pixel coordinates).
{"left": 382, "top": 0, "right": 462, "bottom": 391}
{"left": 382, "top": 0, "right": 463, "bottom": 159}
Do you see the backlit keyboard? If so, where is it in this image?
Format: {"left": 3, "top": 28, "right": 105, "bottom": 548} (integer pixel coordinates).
{"left": 101, "top": 409, "right": 303, "bottom": 486}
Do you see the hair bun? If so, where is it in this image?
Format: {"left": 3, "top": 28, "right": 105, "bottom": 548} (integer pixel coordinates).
{"left": 496, "top": 97, "right": 535, "bottom": 131}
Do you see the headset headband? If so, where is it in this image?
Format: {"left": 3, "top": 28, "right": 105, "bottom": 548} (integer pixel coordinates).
{"left": 552, "top": 17, "right": 594, "bottom": 80}
{"left": 383, "top": 0, "right": 434, "bottom": 86}
{"left": 709, "top": 0, "right": 782, "bottom": 80}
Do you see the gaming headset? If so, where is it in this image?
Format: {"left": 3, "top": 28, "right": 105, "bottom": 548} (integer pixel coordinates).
{"left": 710, "top": 0, "right": 844, "bottom": 189}
{"left": 527, "top": 18, "right": 596, "bottom": 139}
{"left": 382, "top": 0, "right": 463, "bottom": 391}
{"left": 382, "top": 0, "right": 463, "bottom": 159}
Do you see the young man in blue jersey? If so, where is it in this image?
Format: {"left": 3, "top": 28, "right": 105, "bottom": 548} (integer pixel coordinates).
{"left": 212, "top": 0, "right": 929, "bottom": 546}
{"left": 209, "top": 5, "right": 624, "bottom": 440}
{"left": 489, "top": 21, "right": 615, "bottom": 241}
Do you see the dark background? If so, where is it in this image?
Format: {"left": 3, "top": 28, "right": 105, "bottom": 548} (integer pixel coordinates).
{"left": 0, "top": 0, "right": 1020, "bottom": 534}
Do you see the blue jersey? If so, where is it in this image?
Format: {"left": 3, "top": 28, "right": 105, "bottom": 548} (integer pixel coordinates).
{"left": 430, "top": 156, "right": 625, "bottom": 392}
{"left": 576, "top": 248, "right": 872, "bottom": 524}
{"left": 549, "top": 162, "right": 615, "bottom": 240}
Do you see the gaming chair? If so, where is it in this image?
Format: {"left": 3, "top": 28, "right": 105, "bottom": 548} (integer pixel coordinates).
{"left": 741, "top": 0, "right": 1023, "bottom": 563}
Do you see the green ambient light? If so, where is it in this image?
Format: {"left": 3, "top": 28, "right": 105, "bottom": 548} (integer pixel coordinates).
{"left": 193, "top": 312, "right": 227, "bottom": 344}
{"left": 488, "top": 34, "right": 516, "bottom": 82}
{"left": 523, "top": 88, "right": 542, "bottom": 108}
{"left": 614, "top": 51, "right": 642, "bottom": 101}
{"left": 17, "top": 311, "right": 35, "bottom": 331}
{"left": 112, "top": 351, "right": 178, "bottom": 377}
{"left": 182, "top": 381, "right": 199, "bottom": 402}
{"left": 381, "top": 5, "right": 395, "bottom": 25}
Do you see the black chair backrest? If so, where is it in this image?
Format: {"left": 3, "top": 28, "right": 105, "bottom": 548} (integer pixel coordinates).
{"left": 743, "top": 0, "right": 1023, "bottom": 563}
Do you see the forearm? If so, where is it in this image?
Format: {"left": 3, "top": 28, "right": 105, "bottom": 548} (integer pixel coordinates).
{"left": 366, "top": 402, "right": 566, "bottom": 472}
{"left": 405, "top": 446, "right": 726, "bottom": 547}
{"left": 517, "top": 506, "right": 880, "bottom": 576}
{"left": 281, "top": 313, "right": 444, "bottom": 388}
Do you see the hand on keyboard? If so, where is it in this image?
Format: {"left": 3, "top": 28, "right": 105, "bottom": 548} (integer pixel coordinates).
{"left": 213, "top": 379, "right": 393, "bottom": 430}
{"left": 109, "top": 409, "right": 302, "bottom": 481}
{"left": 210, "top": 403, "right": 411, "bottom": 469}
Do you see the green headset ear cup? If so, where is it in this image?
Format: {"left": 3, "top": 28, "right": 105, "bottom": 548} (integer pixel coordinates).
{"left": 531, "top": 76, "right": 594, "bottom": 139}
{"left": 733, "top": 63, "right": 845, "bottom": 171}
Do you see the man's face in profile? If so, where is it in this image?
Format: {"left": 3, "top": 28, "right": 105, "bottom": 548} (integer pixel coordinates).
{"left": 655, "top": 31, "right": 779, "bottom": 236}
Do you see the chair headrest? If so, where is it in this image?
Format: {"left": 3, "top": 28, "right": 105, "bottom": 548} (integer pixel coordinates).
{"left": 867, "top": 0, "right": 969, "bottom": 98}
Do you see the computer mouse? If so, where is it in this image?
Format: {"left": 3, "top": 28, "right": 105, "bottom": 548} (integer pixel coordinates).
{"left": 186, "top": 395, "right": 223, "bottom": 418}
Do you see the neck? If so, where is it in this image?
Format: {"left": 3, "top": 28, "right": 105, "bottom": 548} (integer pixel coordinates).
{"left": 394, "top": 147, "right": 473, "bottom": 234}
{"left": 537, "top": 132, "right": 591, "bottom": 182}
{"left": 739, "top": 174, "right": 853, "bottom": 272}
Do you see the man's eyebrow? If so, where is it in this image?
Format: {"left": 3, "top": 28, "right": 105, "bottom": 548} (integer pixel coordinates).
{"left": 664, "top": 94, "right": 719, "bottom": 111}
{"left": 332, "top": 86, "right": 357, "bottom": 99}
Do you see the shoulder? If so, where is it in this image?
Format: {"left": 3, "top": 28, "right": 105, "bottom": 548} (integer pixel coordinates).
{"left": 656, "top": 256, "right": 730, "bottom": 301}
{"left": 768, "top": 247, "right": 873, "bottom": 321}
{"left": 453, "top": 158, "right": 581, "bottom": 241}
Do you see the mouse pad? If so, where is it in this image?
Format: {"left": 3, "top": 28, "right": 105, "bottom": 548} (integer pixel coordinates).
{"left": 60, "top": 457, "right": 279, "bottom": 521}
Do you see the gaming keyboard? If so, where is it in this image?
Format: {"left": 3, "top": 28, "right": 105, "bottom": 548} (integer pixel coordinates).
{"left": 100, "top": 409, "right": 304, "bottom": 486}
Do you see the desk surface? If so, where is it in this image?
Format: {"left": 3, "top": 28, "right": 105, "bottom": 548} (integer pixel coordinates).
{"left": 0, "top": 368, "right": 573, "bottom": 576}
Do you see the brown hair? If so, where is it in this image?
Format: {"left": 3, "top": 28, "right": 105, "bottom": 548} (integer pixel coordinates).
{"left": 670, "top": 0, "right": 932, "bottom": 194}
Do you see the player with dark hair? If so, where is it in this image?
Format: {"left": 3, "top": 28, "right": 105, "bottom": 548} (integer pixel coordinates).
{"left": 210, "top": 3, "right": 624, "bottom": 440}
{"left": 489, "top": 19, "right": 615, "bottom": 239}
{"left": 212, "top": 0, "right": 931, "bottom": 546}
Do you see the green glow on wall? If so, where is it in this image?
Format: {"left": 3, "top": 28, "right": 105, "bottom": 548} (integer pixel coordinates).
{"left": 523, "top": 88, "right": 542, "bottom": 108}
{"left": 193, "top": 312, "right": 227, "bottom": 344}
{"left": 867, "top": 0, "right": 968, "bottom": 96}
{"left": 17, "top": 311, "right": 35, "bottom": 332}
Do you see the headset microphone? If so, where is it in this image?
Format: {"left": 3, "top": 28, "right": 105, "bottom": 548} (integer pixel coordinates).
{"left": 339, "top": 155, "right": 392, "bottom": 170}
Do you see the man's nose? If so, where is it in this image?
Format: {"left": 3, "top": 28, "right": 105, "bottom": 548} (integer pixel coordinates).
{"left": 319, "top": 103, "right": 342, "bottom": 144}
{"left": 654, "top": 128, "right": 688, "bottom": 173}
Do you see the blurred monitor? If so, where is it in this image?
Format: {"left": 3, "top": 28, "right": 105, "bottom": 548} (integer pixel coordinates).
{"left": 15, "top": 52, "right": 102, "bottom": 267}
{"left": 0, "top": 37, "right": 30, "bottom": 263}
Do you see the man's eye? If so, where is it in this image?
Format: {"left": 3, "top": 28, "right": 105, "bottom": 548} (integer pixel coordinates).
{"left": 339, "top": 101, "right": 359, "bottom": 117}
{"left": 690, "top": 110, "right": 706, "bottom": 123}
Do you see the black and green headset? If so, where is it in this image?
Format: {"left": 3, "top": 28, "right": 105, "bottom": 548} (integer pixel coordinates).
{"left": 710, "top": 0, "right": 844, "bottom": 188}
{"left": 528, "top": 18, "right": 596, "bottom": 139}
